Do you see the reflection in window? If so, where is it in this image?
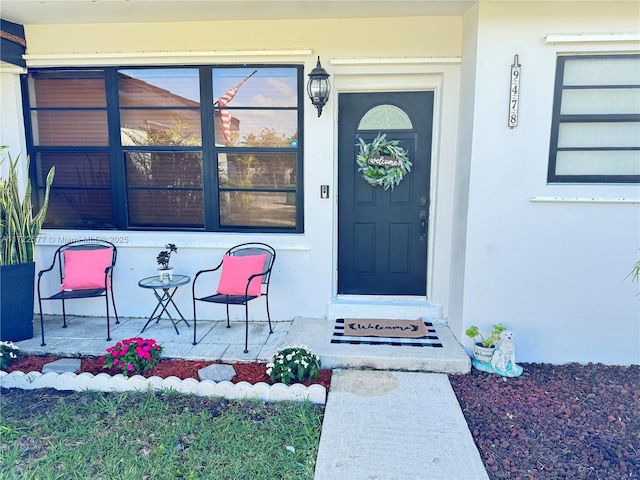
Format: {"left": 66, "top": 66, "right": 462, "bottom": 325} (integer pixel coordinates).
{"left": 213, "top": 68, "right": 298, "bottom": 146}
{"left": 119, "top": 69, "right": 201, "bottom": 147}
{"left": 35, "top": 152, "right": 113, "bottom": 228}
{"left": 219, "top": 153, "right": 296, "bottom": 190}
{"left": 212, "top": 68, "right": 297, "bottom": 107}
{"left": 24, "top": 65, "right": 303, "bottom": 232}
{"left": 125, "top": 151, "right": 203, "bottom": 227}
{"left": 120, "top": 110, "right": 202, "bottom": 147}
{"left": 125, "top": 152, "right": 202, "bottom": 187}
{"left": 214, "top": 110, "right": 298, "bottom": 147}
{"left": 119, "top": 69, "right": 200, "bottom": 107}
{"left": 46, "top": 190, "right": 114, "bottom": 228}
{"left": 31, "top": 111, "right": 109, "bottom": 146}
{"left": 28, "top": 70, "right": 106, "bottom": 108}
{"left": 220, "top": 192, "right": 295, "bottom": 228}
{"left": 358, "top": 104, "right": 413, "bottom": 130}
{"left": 128, "top": 189, "right": 204, "bottom": 227}
{"left": 28, "top": 71, "right": 109, "bottom": 146}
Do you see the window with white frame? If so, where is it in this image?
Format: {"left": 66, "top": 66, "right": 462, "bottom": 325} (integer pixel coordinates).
{"left": 23, "top": 65, "right": 304, "bottom": 232}
{"left": 548, "top": 54, "right": 640, "bottom": 183}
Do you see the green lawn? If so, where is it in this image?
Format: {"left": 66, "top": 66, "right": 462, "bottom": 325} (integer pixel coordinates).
{"left": 0, "top": 388, "right": 324, "bottom": 480}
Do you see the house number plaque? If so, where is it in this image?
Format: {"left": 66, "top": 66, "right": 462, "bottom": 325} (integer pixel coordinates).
{"left": 508, "top": 54, "right": 521, "bottom": 128}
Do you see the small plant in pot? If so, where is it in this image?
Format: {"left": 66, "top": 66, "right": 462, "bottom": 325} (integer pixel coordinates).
{"left": 465, "top": 323, "right": 506, "bottom": 363}
{"left": 156, "top": 243, "right": 177, "bottom": 282}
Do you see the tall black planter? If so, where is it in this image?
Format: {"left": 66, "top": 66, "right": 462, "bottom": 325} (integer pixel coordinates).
{"left": 0, "top": 262, "right": 36, "bottom": 341}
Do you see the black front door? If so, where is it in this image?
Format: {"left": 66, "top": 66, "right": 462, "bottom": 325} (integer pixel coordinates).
{"left": 338, "top": 91, "right": 434, "bottom": 295}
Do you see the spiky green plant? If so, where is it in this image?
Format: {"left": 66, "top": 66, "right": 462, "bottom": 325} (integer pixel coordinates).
{"left": 632, "top": 261, "right": 640, "bottom": 282}
{"left": 0, "top": 147, "right": 55, "bottom": 265}
{"left": 628, "top": 247, "right": 640, "bottom": 284}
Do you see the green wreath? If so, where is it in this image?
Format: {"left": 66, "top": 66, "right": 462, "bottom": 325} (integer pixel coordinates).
{"left": 356, "top": 133, "right": 412, "bottom": 191}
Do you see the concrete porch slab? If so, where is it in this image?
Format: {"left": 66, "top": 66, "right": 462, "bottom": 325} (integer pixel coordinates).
{"left": 285, "top": 318, "right": 471, "bottom": 374}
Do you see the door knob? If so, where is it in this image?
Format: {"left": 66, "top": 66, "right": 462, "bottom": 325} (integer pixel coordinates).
{"left": 420, "top": 196, "right": 427, "bottom": 207}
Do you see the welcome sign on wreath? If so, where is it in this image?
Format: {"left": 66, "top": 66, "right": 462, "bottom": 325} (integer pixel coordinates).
{"left": 356, "top": 133, "right": 411, "bottom": 191}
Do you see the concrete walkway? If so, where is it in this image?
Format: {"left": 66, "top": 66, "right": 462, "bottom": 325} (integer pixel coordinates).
{"left": 315, "top": 370, "right": 489, "bottom": 480}
{"left": 12, "top": 315, "right": 489, "bottom": 479}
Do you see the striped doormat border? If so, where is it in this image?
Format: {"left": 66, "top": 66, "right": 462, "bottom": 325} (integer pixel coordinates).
{"left": 331, "top": 318, "right": 443, "bottom": 347}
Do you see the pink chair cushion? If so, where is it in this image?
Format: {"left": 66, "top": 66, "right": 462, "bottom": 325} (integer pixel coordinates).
{"left": 216, "top": 253, "right": 267, "bottom": 297}
{"left": 60, "top": 248, "right": 113, "bottom": 291}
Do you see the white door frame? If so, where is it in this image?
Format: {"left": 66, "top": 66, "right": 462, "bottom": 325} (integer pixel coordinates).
{"left": 328, "top": 60, "right": 462, "bottom": 320}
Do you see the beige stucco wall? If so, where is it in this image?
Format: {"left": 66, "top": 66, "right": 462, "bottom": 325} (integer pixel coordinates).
{"left": 24, "top": 17, "right": 461, "bottom": 58}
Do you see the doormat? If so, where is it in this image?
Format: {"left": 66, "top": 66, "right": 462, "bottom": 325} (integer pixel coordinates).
{"left": 331, "top": 318, "right": 442, "bottom": 347}
{"left": 344, "top": 318, "right": 428, "bottom": 338}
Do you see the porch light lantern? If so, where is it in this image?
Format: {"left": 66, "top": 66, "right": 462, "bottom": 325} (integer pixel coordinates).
{"left": 307, "top": 56, "right": 330, "bottom": 117}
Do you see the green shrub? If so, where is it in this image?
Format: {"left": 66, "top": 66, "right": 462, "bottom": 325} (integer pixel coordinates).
{"left": 266, "top": 345, "right": 321, "bottom": 385}
{"left": 0, "top": 341, "right": 20, "bottom": 369}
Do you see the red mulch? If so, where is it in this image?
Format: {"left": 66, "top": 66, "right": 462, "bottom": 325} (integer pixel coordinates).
{"left": 5, "top": 355, "right": 332, "bottom": 389}
{"left": 450, "top": 363, "right": 640, "bottom": 480}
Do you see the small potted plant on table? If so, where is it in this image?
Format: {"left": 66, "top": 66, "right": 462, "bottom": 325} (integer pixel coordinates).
{"left": 156, "top": 243, "right": 177, "bottom": 282}
{"left": 465, "top": 323, "right": 506, "bottom": 363}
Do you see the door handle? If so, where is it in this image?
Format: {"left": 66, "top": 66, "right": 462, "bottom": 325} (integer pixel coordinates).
{"left": 419, "top": 210, "right": 427, "bottom": 242}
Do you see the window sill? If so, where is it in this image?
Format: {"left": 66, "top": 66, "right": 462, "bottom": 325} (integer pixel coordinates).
{"left": 530, "top": 196, "right": 640, "bottom": 204}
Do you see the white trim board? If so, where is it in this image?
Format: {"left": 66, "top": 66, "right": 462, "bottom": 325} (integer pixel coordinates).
{"left": 24, "top": 49, "right": 313, "bottom": 67}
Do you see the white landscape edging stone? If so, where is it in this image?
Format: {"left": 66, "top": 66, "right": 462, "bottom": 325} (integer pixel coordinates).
{"left": 0, "top": 370, "right": 326, "bottom": 404}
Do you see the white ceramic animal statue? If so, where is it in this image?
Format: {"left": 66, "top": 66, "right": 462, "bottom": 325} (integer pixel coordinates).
{"left": 490, "top": 330, "right": 518, "bottom": 373}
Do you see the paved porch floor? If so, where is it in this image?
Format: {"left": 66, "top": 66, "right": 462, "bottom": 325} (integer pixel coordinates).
{"left": 15, "top": 315, "right": 470, "bottom": 374}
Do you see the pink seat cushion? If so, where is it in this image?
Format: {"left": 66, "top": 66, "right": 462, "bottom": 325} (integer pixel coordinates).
{"left": 216, "top": 253, "right": 267, "bottom": 297}
{"left": 60, "top": 248, "right": 113, "bottom": 291}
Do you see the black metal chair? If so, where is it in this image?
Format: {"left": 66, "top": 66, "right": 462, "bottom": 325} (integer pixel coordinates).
{"left": 192, "top": 243, "right": 275, "bottom": 353}
{"left": 37, "top": 239, "right": 119, "bottom": 346}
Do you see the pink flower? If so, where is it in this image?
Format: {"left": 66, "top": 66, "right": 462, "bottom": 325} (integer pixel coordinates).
{"left": 103, "top": 337, "right": 161, "bottom": 372}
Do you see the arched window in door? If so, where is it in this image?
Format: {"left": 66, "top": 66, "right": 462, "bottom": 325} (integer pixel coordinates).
{"left": 357, "top": 104, "right": 413, "bottom": 130}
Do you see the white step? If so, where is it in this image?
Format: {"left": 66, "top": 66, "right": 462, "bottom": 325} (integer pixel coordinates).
{"left": 327, "top": 297, "right": 444, "bottom": 322}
